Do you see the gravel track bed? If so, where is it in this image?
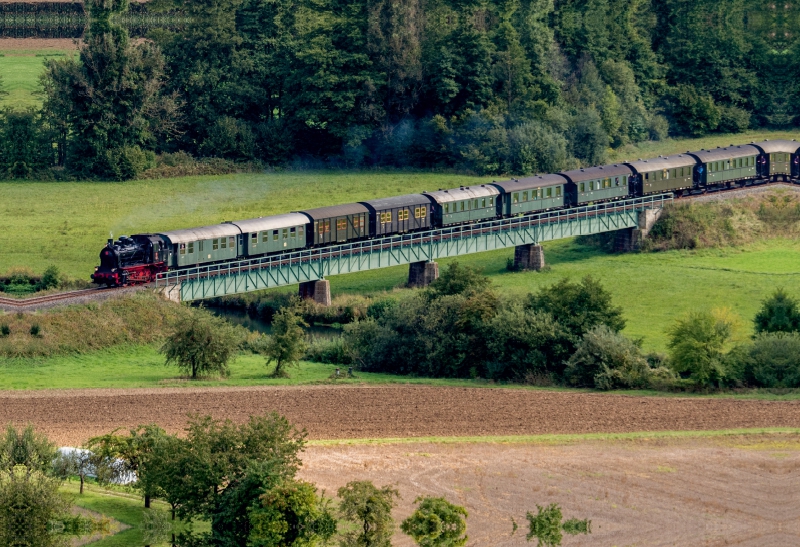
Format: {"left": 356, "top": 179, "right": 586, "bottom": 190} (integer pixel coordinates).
{"left": 0, "top": 285, "right": 148, "bottom": 312}
{"left": 1, "top": 385, "right": 798, "bottom": 445}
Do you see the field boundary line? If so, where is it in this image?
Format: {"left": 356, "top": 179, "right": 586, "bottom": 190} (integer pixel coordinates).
{"left": 307, "top": 428, "right": 800, "bottom": 447}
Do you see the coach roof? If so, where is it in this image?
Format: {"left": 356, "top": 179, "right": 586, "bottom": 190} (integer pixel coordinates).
{"left": 490, "top": 174, "right": 568, "bottom": 193}
{"left": 423, "top": 184, "right": 500, "bottom": 204}
{"left": 750, "top": 140, "right": 800, "bottom": 155}
{"left": 559, "top": 164, "right": 633, "bottom": 183}
{"left": 298, "top": 203, "right": 370, "bottom": 221}
{"left": 359, "top": 194, "right": 431, "bottom": 211}
{"left": 230, "top": 213, "right": 309, "bottom": 233}
{"left": 688, "top": 144, "right": 760, "bottom": 162}
{"left": 625, "top": 154, "right": 697, "bottom": 174}
{"left": 159, "top": 223, "right": 241, "bottom": 244}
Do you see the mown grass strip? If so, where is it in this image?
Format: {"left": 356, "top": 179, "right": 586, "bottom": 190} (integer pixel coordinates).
{"left": 307, "top": 428, "right": 800, "bottom": 447}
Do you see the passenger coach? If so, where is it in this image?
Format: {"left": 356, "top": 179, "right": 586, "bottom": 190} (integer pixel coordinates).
{"left": 751, "top": 140, "right": 800, "bottom": 182}
{"left": 625, "top": 154, "right": 695, "bottom": 197}
{"left": 490, "top": 174, "right": 567, "bottom": 216}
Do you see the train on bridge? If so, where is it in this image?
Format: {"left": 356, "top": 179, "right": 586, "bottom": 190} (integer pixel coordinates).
{"left": 92, "top": 139, "right": 800, "bottom": 287}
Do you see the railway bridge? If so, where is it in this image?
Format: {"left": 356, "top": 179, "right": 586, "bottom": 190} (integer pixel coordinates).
{"left": 154, "top": 193, "right": 671, "bottom": 304}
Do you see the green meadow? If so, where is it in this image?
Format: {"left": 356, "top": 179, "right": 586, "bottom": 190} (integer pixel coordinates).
{"left": 0, "top": 50, "right": 76, "bottom": 110}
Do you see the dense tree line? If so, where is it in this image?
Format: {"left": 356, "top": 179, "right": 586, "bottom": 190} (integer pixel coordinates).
{"left": 0, "top": 0, "right": 796, "bottom": 180}
{"left": 300, "top": 266, "right": 800, "bottom": 392}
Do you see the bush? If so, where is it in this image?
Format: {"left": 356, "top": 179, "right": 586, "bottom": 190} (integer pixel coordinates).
{"left": 526, "top": 276, "right": 625, "bottom": 340}
{"left": 667, "top": 311, "right": 731, "bottom": 388}
{"left": 754, "top": 289, "right": 800, "bottom": 334}
{"left": 729, "top": 333, "right": 800, "bottom": 388}
{"left": 401, "top": 496, "right": 468, "bottom": 547}
{"left": 29, "top": 324, "right": 41, "bottom": 337}
{"left": 160, "top": 309, "right": 242, "bottom": 379}
{"left": 717, "top": 105, "right": 751, "bottom": 133}
{"left": 564, "top": 326, "right": 651, "bottom": 390}
{"left": 0, "top": 325, "right": 8, "bottom": 337}
{"left": 305, "top": 336, "right": 352, "bottom": 365}
{"left": 668, "top": 84, "right": 720, "bottom": 136}
{"left": 36, "top": 266, "right": 60, "bottom": 292}
{"left": 506, "top": 121, "right": 568, "bottom": 175}
{"left": 485, "top": 303, "right": 573, "bottom": 380}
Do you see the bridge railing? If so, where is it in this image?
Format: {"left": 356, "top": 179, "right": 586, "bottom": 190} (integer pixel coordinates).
{"left": 155, "top": 193, "right": 672, "bottom": 288}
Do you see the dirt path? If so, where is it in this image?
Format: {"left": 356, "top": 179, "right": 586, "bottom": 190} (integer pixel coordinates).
{"left": 299, "top": 435, "right": 800, "bottom": 546}
{"left": 1, "top": 385, "right": 798, "bottom": 445}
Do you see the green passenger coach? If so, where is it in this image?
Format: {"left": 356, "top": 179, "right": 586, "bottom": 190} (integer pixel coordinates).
{"left": 490, "top": 174, "right": 567, "bottom": 216}
{"left": 424, "top": 185, "right": 500, "bottom": 226}
{"left": 560, "top": 164, "right": 633, "bottom": 206}
{"left": 231, "top": 214, "right": 308, "bottom": 257}
{"left": 752, "top": 140, "right": 799, "bottom": 181}
{"left": 688, "top": 145, "right": 759, "bottom": 188}
{"left": 158, "top": 224, "right": 241, "bottom": 268}
{"left": 625, "top": 154, "right": 696, "bottom": 196}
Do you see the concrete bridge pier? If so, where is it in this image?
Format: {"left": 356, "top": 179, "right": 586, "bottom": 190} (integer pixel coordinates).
{"left": 513, "top": 244, "right": 545, "bottom": 271}
{"left": 614, "top": 208, "right": 663, "bottom": 252}
{"left": 299, "top": 279, "right": 331, "bottom": 306}
{"left": 408, "top": 261, "right": 439, "bottom": 287}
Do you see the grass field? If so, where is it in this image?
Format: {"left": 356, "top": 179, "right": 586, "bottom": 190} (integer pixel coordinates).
{"left": 0, "top": 50, "right": 75, "bottom": 110}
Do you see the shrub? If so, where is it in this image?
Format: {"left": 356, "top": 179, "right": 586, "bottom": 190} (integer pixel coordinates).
{"left": 564, "top": 326, "right": 651, "bottom": 390}
{"left": 36, "top": 266, "right": 60, "bottom": 292}
{"left": 729, "top": 333, "right": 800, "bottom": 388}
{"left": 160, "top": 309, "right": 242, "bottom": 379}
{"left": 506, "top": 121, "right": 568, "bottom": 176}
{"left": 754, "top": 289, "right": 800, "bottom": 334}
{"left": 526, "top": 276, "right": 625, "bottom": 339}
{"left": 305, "top": 336, "right": 352, "bottom": 365}
{"left": 0, "top": 325, "right": 8, "bottom": 337}
{"left": 485, "top": 303, "right": 573, "bottom": 380}
{"left": 29, "top": 324, "right": 41, "bottom": 337}
{"left": 401, "top": 496, "right": 468, "bottom": 547}
{"left": 667, "top": 311, "right": 731, "bottom": 388}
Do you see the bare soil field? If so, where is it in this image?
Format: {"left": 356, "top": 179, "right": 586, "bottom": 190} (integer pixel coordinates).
{"left": 0, "top": 38, "right": 78, "bottom": 50}
{"left": 300, "top": 435, "right": 800, "bottom": 546}
{"left": 1, "top": 385, "right": 799, "bottom": 445}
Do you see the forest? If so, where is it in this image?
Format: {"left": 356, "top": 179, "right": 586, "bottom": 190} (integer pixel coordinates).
{"left": 0, "top": 0, "right": 798, "bottom": 180}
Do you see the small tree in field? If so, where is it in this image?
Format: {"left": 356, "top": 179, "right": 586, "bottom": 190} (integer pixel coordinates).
{"left": 667, "top": 311, "right": 731, "bottom": 387}
{"left": 161, "top": 311, "right": 240, "bottom": 379}
{"left": 263, "top": 304, "right": 308, "bottom": 378}
{"left": 402, "top": 496, "right": 468, "bottom": 547}
{"left": 754, "top": 288, "right": 800, "bottom": 334}
{"left": 338, "top": 480, "right": 399, "bottom": 547}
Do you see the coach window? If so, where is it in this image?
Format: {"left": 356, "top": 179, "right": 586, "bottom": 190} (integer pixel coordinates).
{"left": 298, "top": 226, "right": 304, "bottom": 237}
{"left": 251, "top": 233, "right": 257, "bottom": 247}
{"left": 546, "top": 187, "right": 552, "bottom": 198}
{"left": 198, "top": 241, "right": 204, "bottom": 252}
{"left": 414, "top": 207, "right": 420, "bottom": 218}
{"left": 180, "top": 243, "right": 186, "bottom": 255}
{"left": 273, "top": 230, "right": 279, "bottom": 241}
{"left": 460, "top": 201, "right": 465, "bottom": 212}
{"left": 290, "top": 227, "right": 296, "bottom": 238}
{"left": 212, "top": 239, "right": 219, "bottom": 250}
{"left": 188, "top": 242, "right": 194, "bottom": 254}
{"left": 421, "top": 206, "right": 427, "bottom": 217}
{"left": 382, "top": 211, "right": 391, "bottom": 223}
{"left": 444, "top": 203, "right": 450, "bottom": 214}
{"left": 579, "top": 182, "right": 585, "bottom": 192}
{"left": 220, "top": 237, "right": 227, "bottom": 249}
{"left": 522, "top": 191, "right": 528, "bottom": 202}
{"left": 229, "top": 237, "right": 235, "bottom": 248}
{"left": 282, "top": 228, "right": 289, "bottom": 239}
{"left": 513, "top": 193, "right": 519, "bottom": 204}
{"left": 556, "top": 187, "right": 562, "bottom": 197}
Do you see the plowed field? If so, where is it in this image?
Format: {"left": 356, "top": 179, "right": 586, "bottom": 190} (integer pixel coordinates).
{"left": 1, "top": 385, "right": 798, "bottom": 445}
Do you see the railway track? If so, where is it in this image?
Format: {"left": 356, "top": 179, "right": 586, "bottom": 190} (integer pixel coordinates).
{"left": 0, "top": 286, "right": 141, "bottom": 311}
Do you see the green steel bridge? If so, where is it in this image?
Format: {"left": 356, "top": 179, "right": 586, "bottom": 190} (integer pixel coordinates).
{"left": 154, "top": 193, "right": 672, "bottom": 302}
